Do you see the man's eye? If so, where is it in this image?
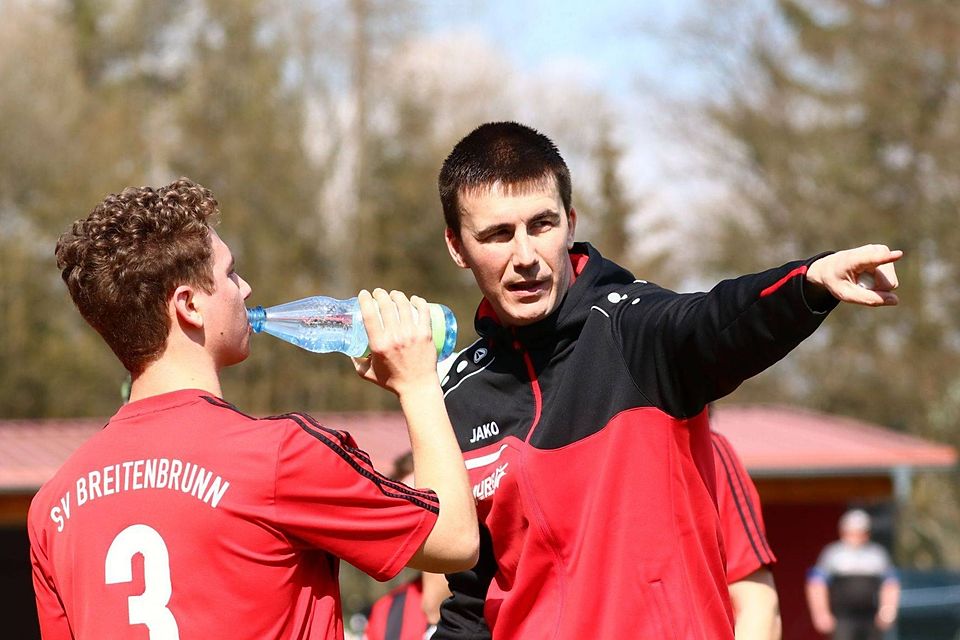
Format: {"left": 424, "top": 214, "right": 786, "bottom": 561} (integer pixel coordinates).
{"left": 483, "top": 230, "right": 511, "bottom": 242}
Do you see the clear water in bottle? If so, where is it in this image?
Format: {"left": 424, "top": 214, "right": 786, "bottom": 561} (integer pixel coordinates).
{"left": 247, "top": 295, "right": 457, "bottom": 360}
{"left": 247, "top": 296, "right": 369, "bottom": 357}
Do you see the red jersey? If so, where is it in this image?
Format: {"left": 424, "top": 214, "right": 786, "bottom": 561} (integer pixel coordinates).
{"left": 712, "top": 431, "right": 776, "bottom": 583}
{"left": 28, "top": 390, "right": 438, "bottom": 640}
{"left": 364, "top": 576, "right": 430, "bottom": 640}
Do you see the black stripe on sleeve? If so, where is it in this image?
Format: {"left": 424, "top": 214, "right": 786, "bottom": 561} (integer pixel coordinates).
{"left": 714, "top": 434, "right": 775, "bottom": 560}
{"left": 289, "top": 412, "right": 440, "bottom": 505}
{"left": 711, "top": 435, "right": 772, "bottom": 566}
{"left": 270, "top": 412, "right": 440, "bottom": 514}
{"left": 199, "top": 396, "right": 440, "bottom": 513}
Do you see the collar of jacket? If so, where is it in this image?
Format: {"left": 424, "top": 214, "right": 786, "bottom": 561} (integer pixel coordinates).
{"left": 473, "top": 242, "right": 638, "bottom": 351}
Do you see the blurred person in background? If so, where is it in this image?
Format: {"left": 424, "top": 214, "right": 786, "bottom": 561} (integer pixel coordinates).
{"left": 364, "top": 564, "right": 451, "bottom": 640}
{"left": 433, "top": 121, "right": 901, "bottom": 640}
{"left": 806, "top": 509, "right": 900, "bottom": 640}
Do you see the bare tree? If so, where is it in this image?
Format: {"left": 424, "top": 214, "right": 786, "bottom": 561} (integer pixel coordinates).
{"left": 667, "top": 0, "right": 960, "bottom": 565}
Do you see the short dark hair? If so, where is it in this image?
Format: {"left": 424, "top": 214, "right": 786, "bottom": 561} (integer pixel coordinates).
{"left": 438, "top": 121, "right": 572, "bottom": 235}
{"left": 55, "top": 178, "right": 219, "bottom": 375}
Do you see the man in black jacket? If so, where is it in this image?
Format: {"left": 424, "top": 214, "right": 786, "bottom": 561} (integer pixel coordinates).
{"left": 433, "top": 121, "right": 901, "bottom": 639}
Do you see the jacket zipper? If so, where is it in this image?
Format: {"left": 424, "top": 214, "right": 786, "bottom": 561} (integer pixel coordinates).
{"left": 512, "top": 333, "right": 543, "bottom": 442}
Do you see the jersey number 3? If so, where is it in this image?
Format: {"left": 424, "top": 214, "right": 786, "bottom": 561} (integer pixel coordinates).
{"left": 105, "top": 524, "right": 181, "bottom": 639}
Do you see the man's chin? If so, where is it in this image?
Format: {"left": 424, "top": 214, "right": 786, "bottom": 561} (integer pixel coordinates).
{"left": 225, "top": 347, "right": 251, "bottom": 367}
{"left": 503, "top": 304, "right": 550, "bottom": 327}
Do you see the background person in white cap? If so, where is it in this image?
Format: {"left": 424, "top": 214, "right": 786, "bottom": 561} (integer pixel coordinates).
{"left": 806, "top": 509, "right": 901, "bottom": 639}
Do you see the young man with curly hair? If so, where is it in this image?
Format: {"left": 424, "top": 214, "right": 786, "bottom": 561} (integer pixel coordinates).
{"left": 29, "top": 178, "right": 478, "bottom": 640}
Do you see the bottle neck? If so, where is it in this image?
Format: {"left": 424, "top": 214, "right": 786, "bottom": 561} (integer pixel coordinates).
{"left": 247, "top": 306, "right": 266, "bottom": 333}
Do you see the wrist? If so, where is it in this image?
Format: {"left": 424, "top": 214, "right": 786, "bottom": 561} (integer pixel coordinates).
{"left": 397, "top": 377, "right": 444, "bottom": 407}
{"left": 389, "top": 360, "right": 441, "bottom": 393}
{"left": 802, "top": 276, "right": 837, "bottom": 312}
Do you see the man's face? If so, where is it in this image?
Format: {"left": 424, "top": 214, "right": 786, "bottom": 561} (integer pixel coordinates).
{"left": 840, "top": 527, "right": 870, "bottom": 547}
{"left": 445, "top": 179, "right": 577, "bottom": 327}
{"left": 195, "top": 230, "right": 253, "bottom": 368}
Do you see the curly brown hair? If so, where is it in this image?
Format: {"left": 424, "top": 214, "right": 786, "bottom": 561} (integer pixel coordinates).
{"left": 55, "top": 178, "right": 220, "bottom": 375}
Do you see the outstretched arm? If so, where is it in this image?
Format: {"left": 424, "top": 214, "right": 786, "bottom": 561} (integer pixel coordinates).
{"left": 354, "top": 288, "right": 479, "bottom": 573}
{"left": 805, "top": 244, "right": 902, "bottom": 307}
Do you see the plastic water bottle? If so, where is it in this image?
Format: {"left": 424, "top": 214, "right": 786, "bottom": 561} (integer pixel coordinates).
{"left": 246, "top": 295, "right": 458, "bottom": 360}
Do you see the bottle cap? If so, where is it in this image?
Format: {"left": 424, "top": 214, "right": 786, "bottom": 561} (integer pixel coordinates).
{"left": 431, "top": 304, "right": 458, "bottom": 361}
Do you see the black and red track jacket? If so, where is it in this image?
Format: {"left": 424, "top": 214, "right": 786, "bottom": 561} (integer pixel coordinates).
{"left": 435, "top": 243, "right": 837, "bottom": 640}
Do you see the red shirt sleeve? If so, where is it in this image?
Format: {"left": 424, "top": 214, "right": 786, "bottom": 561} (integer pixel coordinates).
{"left": 712, "top": 431, "right": 776, "bottom": 583}
{"left": 273, "top": 414, "right": 439, "bottom": 581}
{"left": 27, "top": 514, "right": 74, "bottom": 640}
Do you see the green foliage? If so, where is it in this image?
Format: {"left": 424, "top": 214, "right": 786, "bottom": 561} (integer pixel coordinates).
{"left": 693, "top": 0, "right": 960, "bottom": 565}
{"left": 0, "top": 0, "right": 648, "bottom": 423}
{"left": 0, "top": 0, "right": 466, "bottom": 417}
{"left": 0, "top": 0, "right": 327, "bottom": 416}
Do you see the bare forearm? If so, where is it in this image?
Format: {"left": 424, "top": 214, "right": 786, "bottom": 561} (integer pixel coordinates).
{"left": 421, "top": 571, "right": 453, "bottom": 625}
{"left": 400, "top": 382, "right": 479, "bottom": 573}
{"left": 806, "top": 580, "right": 835, "bottom": 634}
{"left": 730, "top": 570, "right": 781, "bottom": 640}
{"left": 875, "top": 580, "right": 900, "bottom": 630}
{"left": 352, "top": 289, "right": 479, "bottom": 572}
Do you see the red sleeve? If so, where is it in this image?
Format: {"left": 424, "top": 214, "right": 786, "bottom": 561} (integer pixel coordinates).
{"left": 712, "top": 431, "right": 776, "bottom": 583}
{"left": 27, "top": 515, "right": 73, "bottom": 640}
{"left": 272, "top": 414, "right": 439, "bottom": 581}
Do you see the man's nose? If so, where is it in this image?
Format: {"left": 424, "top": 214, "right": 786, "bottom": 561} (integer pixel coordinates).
{"left": 512, "top": 233, "right": 537, "bottom": 268}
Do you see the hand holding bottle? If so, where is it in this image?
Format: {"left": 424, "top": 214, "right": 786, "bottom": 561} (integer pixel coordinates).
{"left": 352, "top": 289, "right": 441, "bottom": 396}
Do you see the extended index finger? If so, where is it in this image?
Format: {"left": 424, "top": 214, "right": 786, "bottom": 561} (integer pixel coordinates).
{"left": 851, "top": 245, "right": 902, "bottom": 292}
{"left": 853, "top": 244, "right": 903, "bottom": 271}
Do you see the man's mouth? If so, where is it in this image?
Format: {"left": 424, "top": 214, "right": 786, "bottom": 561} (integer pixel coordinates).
{"left": 507, "top": 279, "right": 547, "bottom": 294}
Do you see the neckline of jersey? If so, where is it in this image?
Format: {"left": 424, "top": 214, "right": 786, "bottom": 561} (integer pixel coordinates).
{"left": 110, "top": 388, "right": 217, "bottom": 423}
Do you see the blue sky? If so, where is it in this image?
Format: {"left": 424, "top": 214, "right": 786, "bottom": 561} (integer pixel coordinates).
{"left": 426, "top": 0, "right": 698, "bottom": 98}
{"left": 422, "top": 0, "right": 721, "bottom": 272}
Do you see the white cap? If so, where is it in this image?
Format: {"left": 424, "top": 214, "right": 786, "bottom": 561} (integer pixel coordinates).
{"left": 840, "top": 509, "right": 871, "bottom": 533}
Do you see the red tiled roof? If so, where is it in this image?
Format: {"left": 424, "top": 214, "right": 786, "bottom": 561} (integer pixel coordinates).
{"left": 0, "top": 413, "right": 412, "bottom": 493}
{"left": 0, "top": 418, "right": 106, "bottom": 493}
{"left": 711, "top": 404, "right": 957, "bottom": 476}
{"left": 1, "top": 404, "right": 955, "bottom": 492}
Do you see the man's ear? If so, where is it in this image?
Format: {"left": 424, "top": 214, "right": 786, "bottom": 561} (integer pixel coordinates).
{"left": 445, "top": 227, "right": 469, "bottom": 269}
{"left": 172, "top": 285, "right": 203, "bottom": 329}
{"left": 566, "top": 207, "right": 578, "bottom": 249}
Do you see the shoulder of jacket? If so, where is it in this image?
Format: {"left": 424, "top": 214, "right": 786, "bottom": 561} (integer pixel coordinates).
{"left": 440, "top": 340, "right": 496, "bottom": 391}
{"left": 587, "top": 279, "right": 669, "bottom": 315}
